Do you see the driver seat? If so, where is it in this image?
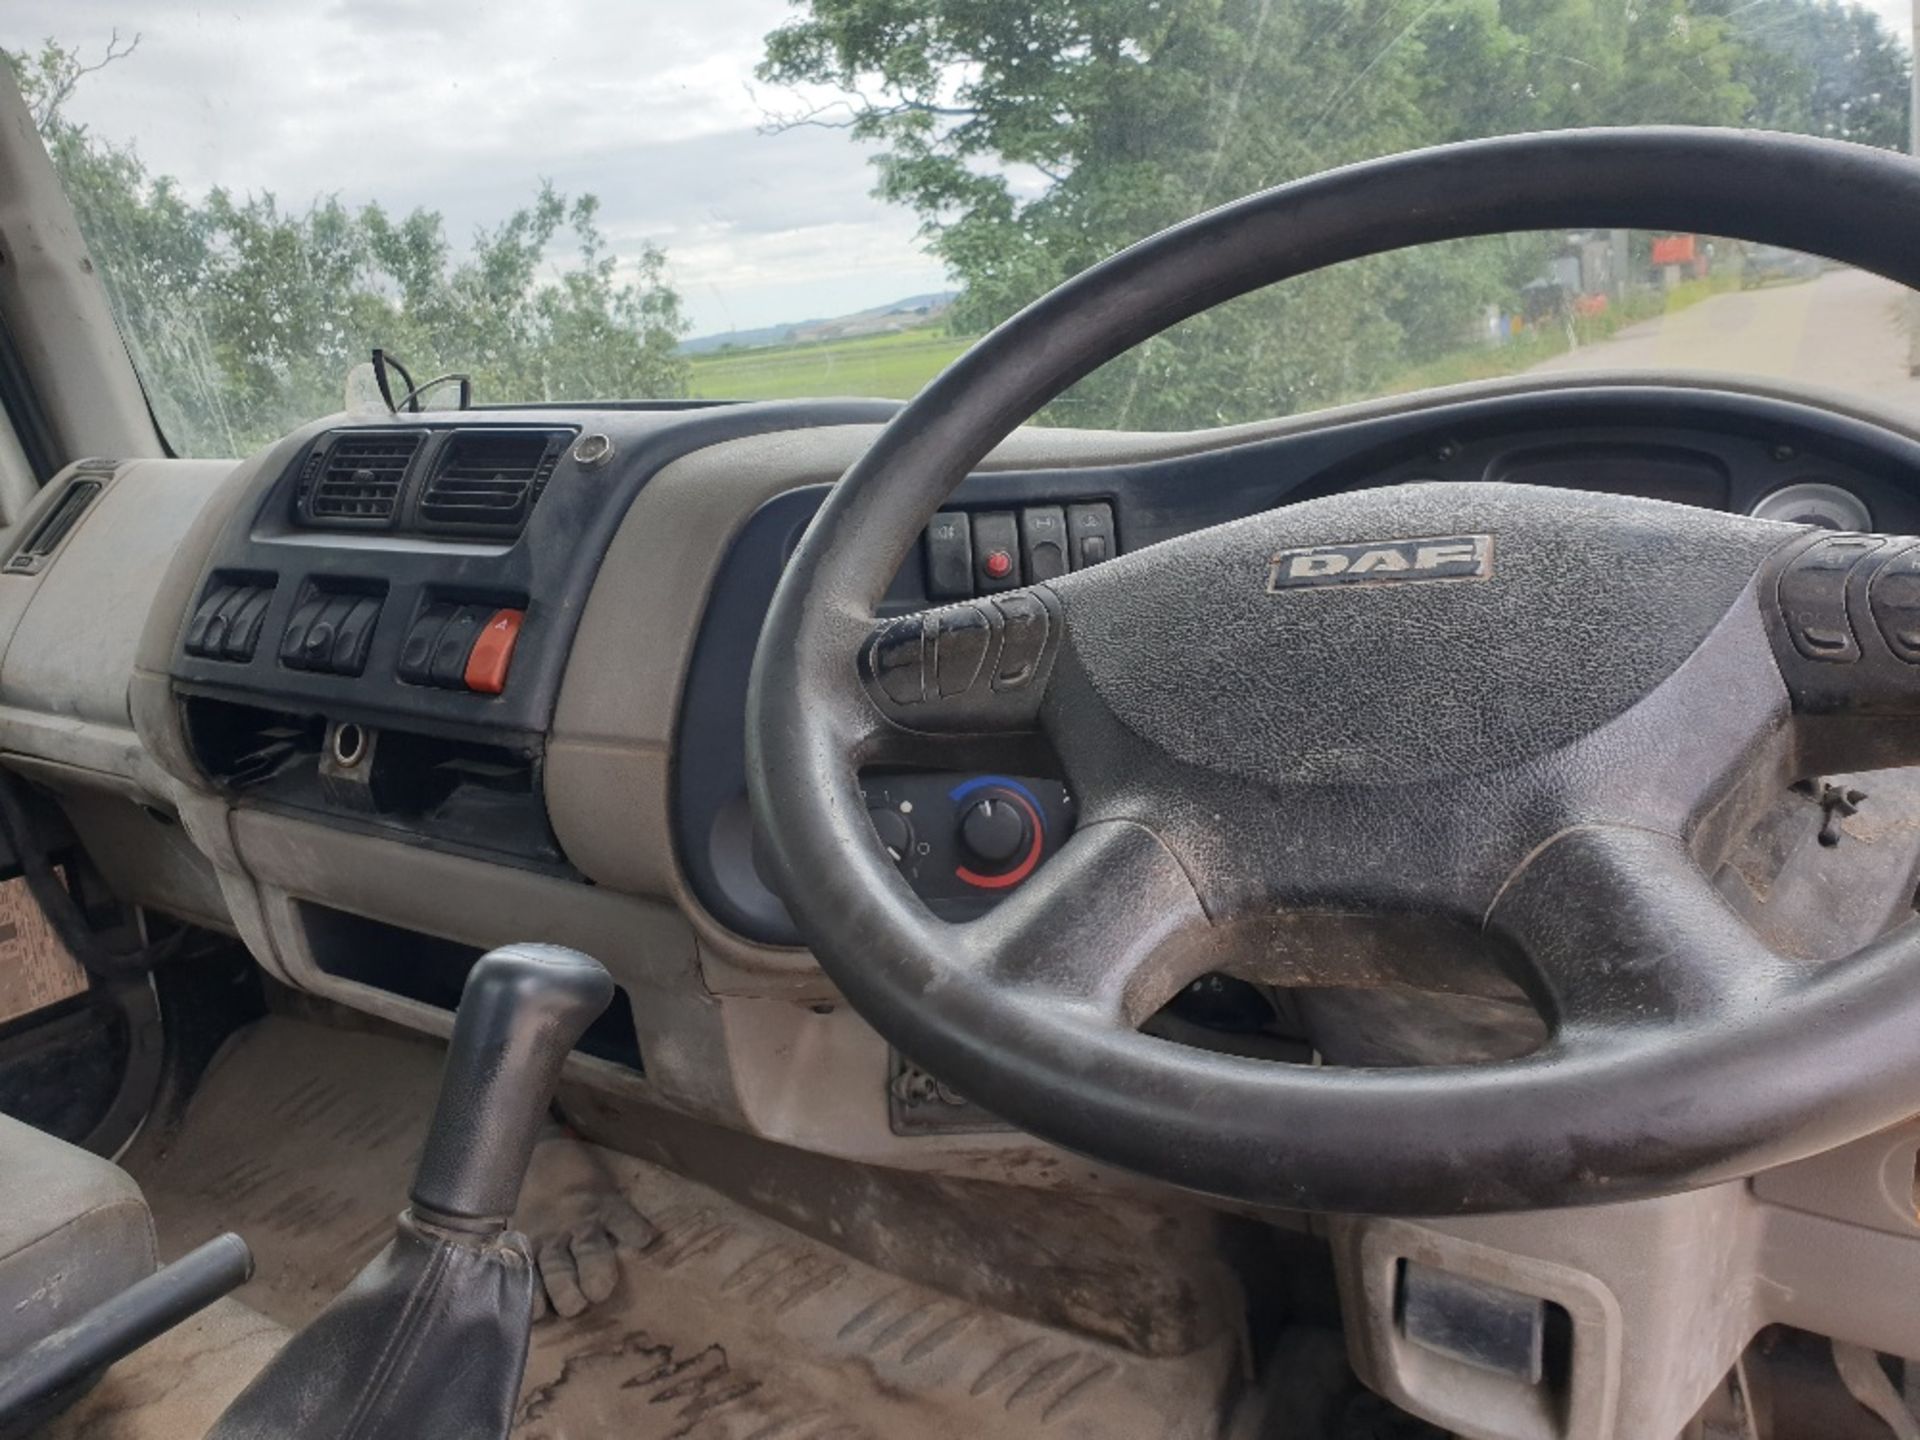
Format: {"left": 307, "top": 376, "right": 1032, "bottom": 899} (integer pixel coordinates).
{"left": 0, "top": 1110, "right": 156, "bottom": 1428}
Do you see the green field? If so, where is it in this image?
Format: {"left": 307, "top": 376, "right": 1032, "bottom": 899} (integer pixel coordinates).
{"left": 688, "top": 272, "right": 1746, "bottom": 412}
{"left": 687, "top": 326, "right": 970, "bottom": 401}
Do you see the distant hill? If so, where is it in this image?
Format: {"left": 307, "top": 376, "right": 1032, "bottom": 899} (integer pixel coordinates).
{"left": 681, "top": 291, "right": 958, "bottom": 355}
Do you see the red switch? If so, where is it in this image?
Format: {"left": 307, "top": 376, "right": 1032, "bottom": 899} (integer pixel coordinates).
{"left": 463, "top": 609, "right": 524, "bottom": 694}
{"left": 983, "top": 549, "right": 1013, "bottom": 580}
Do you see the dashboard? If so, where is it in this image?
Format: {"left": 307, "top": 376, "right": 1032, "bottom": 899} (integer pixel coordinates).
{"left": 2, "top": 291, "right": 1917, "bottom": 1440}
{"left": 144, "top": 384, "right": 1920, "bottom": 944}
{"left": 4, "top": 371, "right": 1920, "bottom": 1170}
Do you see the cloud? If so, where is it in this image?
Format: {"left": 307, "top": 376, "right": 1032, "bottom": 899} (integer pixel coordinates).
{"left": 0, "top": 0, "right": 950, "bottom": 334}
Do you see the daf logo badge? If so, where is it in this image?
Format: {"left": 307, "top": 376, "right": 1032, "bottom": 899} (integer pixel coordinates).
{"left": 1267, "top": 534, "right": 1494, "bottom": 592}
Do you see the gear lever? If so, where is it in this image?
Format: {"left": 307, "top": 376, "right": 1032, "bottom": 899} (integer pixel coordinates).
{"left": 410, "top": 943, "right": 616, "bottom": 1228}
{"left": 207, "top": 943, "right": 614, "bottom": 1440}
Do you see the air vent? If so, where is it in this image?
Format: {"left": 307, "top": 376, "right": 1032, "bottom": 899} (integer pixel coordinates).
{"left": 6, "top": 467, "right": 111, "bottom": 574}
{"left": 298, "top": 432, "right": 423, "bottom": 527}
{"left": 415, "top": 430, "right": 566, "bottom": 537}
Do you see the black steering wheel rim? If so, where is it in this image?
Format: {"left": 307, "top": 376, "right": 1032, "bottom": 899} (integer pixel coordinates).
{"left": 745, "top": 128, "right": 1920, "bottom": 1215}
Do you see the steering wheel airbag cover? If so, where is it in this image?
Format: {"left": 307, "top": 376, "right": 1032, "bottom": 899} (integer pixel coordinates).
{"left": 1059, "top": 481, "right": 1787, "bottom": 786}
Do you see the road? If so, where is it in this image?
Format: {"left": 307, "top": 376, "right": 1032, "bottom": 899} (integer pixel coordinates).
{"left": 1526, "top": 268, "right": 1920, "bottom": 414}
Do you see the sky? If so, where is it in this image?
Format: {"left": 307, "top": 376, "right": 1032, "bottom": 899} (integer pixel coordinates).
{"left": 0, "top": 0, "right": 955, "bottom": 338}
{"left": 0, "top": 1, "right": 1913, "bottom": 340}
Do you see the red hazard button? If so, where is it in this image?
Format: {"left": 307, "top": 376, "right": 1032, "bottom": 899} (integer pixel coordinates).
{"left": 982, "top": 549, "right": 1013, "bottom": 580}
{"left": 463, "top": 609, "right": 524, "bottom": 694}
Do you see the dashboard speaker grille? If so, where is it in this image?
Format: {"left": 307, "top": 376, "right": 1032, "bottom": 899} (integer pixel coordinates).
{"left": 303, "top": 433, "right": 422, "bottom": 525}
{"left": 416, "top": 430, "right": 563, "bottom": 536}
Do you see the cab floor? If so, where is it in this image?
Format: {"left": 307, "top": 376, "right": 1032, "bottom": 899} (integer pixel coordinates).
{"left": 53, "top": 1014, "right": 1234, "bottom": 1439}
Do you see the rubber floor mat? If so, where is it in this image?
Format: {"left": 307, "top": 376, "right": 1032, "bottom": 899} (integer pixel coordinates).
{"left": 121, "top": 1016, "right": 1233, "bottom": 1438}
{"left": 123, "top": 1015, "right": 441, "bottom": 1328}
{"left": 46, "top": 1299, "right": 289, "bottom": 1440}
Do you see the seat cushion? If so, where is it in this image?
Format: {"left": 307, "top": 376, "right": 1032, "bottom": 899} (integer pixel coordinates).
{"left": 0, "top": 1111, "right": 156, "bottom": 1357}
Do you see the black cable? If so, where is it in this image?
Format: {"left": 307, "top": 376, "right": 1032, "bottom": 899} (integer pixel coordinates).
{"left": 390, "top": 373, "right": 473, "bottom": 412}
{"left": 0, "top": 772, "right": 178, "bottom": 980}
{"left": 371, "top": 348, "right": 420, "bottom": 414}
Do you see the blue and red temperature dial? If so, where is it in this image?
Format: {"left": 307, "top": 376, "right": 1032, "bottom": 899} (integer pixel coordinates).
{"left": 949, "top": 775, "right": 1047, "bottom": 890}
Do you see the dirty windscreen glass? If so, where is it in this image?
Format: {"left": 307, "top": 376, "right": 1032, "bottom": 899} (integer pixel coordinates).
{"left": 0, "top": 2, "right": 1913, "bottom": 454}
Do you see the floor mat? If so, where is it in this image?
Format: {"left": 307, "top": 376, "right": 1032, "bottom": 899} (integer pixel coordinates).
{"left": 122, "top": 1015, "right": 1234, "bottom": 1439}
{"left": 46, "top": 1299, "right": 288, "bottom": 1440}
{"left": 124, "top": 1015, "right": 441, "bottom": 1328}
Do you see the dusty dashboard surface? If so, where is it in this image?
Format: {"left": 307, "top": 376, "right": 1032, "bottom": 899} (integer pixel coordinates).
{"left": 113, "top": 382, "right": 1920, "bottom": 946}
{"left": 1, "top": 376, "right": 1915, "bottom": 1167}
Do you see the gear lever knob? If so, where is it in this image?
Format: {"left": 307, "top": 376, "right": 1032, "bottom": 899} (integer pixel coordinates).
{"left": 408, "top": 943, "right": 614, "bottom": 1228}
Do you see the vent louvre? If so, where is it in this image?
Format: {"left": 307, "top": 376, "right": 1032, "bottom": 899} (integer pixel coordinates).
{"left": 6, "top": 470, "right": 110, "bottom": 574}
{"left": 417, "top": 431, "right": 563, "bottom": 536}
{"left": 303, "top": 433, "right": 422, "bottom": 525}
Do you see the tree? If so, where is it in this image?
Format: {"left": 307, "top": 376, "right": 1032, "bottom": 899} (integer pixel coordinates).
{"left": 5, "top": 38, "right": 691, "bottom": 457}
{"left": 761, "top": 0, "right": 1909, "bottom": 429}
{"left": 1716, "top": 0, "right": 1913, "bottom": 148}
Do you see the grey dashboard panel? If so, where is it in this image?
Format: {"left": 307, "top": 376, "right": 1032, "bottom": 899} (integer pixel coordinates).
{"left": 0, "top": 457, "right": 236, "bottom": 763}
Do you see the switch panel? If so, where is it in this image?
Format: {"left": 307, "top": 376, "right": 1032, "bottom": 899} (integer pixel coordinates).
{"left": 277, "top": 583, "right": 383, "bottom": 676}
{"left": 184, "top": 574, "right": 278, "bottom": 663}
{"left": 922, "top": 498, "right": 1118, "bottom": 598}
{"left": 858, "top": 771, "right": 1076, "bottom": 917}
{"left": 399, "top": 600, "right": 527, "bottom": 692}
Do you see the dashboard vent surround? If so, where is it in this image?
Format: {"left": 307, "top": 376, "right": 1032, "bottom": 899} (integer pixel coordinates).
{"left": 6, "top": 464, "right": 113, "bottom": 575}
{"left": 415, "top": 430, "right": 567, "bottom": 537}
{"left": 298, "top": 432, "right": 423, "bottom": 527}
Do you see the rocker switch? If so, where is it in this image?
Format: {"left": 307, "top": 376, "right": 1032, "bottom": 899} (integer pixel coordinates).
{"left": 972, "top": 513, "right": 1021, "bottom": 593}
{"left": 428, "top": 607, "right": 489, "bottom": 688}
{"left": 1778, "top": 535, "right": 1882, "bottom": 662}
{"left": 934, "top": 603, "right": 993, "bottom": 696}
{"left": 992, "top": 593, "right": 1049, "bottom": 690}
{"left": 1067, "top": 503, "right": 1116, "bottom": 569}
{"left": 925, "top": 512, "right": 974, "bottom": 599}
{"left": 398, "top": 605, "right": 455, "bottom": 685}
{"left": 870, "top": 616, "right": 927, "bottom": 705}
{"left": 1020, "top": 507, "right": 1069, "bottom": 582}
{"left": 1870, "top": 543, "right": 1920, "bottom": 662}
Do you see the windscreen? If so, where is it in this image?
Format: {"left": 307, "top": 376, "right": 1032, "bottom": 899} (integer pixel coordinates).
{"left": 0, "top": 2, "right": 1913, "bottom": 454}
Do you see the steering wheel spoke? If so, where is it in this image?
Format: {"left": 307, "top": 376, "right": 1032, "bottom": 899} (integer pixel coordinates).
{"left": 1488, "top": 825, "right": 1792, "bottom": 1035}
{"left": 961, "top": 819, "right": 1212, "bottom": 1025}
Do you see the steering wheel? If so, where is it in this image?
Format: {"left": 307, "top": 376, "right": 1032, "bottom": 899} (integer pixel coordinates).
{"left": 745, "top": 128, "right": 1920, "bottom": 1214}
